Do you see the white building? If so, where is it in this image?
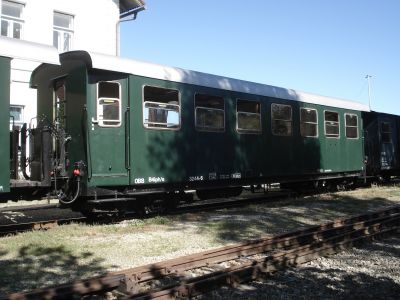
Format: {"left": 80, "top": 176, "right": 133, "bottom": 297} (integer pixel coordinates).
{"left": 1, "top": 0, "right": 145, "bottom": 127}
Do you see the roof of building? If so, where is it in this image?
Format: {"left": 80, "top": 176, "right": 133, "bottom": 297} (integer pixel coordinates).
{"left": 119, "top": 0, "right": 146, "bottom": 18}
{"left": 0, "top": 36, "right": 60, "bottom": 65}
{"left": 60, "top": 50, "right": 370, "bottom": 112}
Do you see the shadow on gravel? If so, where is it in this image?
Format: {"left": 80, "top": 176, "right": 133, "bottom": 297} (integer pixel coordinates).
{"left": 193, "top": 194, "right": 396, "bottom": 244}
{"left": 222, "top": 268, "right": 400, "bottom": 300}
{"left": 0, "top": 244, "right": 112, "bottom": 297}
{"left": 364, "top": 239, "right": 400, "bottom": 258}
{"left": 207, "top": 237, "right": 400, "bottom": 300}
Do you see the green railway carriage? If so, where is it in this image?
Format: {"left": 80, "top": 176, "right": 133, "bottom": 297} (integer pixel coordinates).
{"left": 30, "top": 50, "right": 369, "bottom": 209}
{"left": 0, "top": 36, "right": 59, "bottom": 199}
{"left": 0, "top": 55, "right": 11, "bottom": 193}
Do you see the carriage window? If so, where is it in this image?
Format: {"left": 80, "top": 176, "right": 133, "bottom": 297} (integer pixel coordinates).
{"left": 143, "top": 86, "right": 180, "bottom": 129}
{"left": 324, "top": 111, "right": 339, "bottom": 138}
{"left": 345, "top": 114, "right": 358, "bottom": 139}
{"left": 195, "top": 94, "right": 224, "bottom": 132}
{"left": 271, "top": 103, "right": 292, "bottom": 136}
{"left": 381, "top": 122, "right": 392, "bottom": 143}
{"left": 97, "top": 81, "right": 121, "bottom": 127}
{"left": 300, "top": 108, "right": 318, "bottom": 137}
{"left": 237, "top": 99, "right": 261, "bottom": 133}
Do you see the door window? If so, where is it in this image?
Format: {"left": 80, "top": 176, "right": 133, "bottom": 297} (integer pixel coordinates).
{"left": 345, "top": 113, "right": 358, "bottom": 139}
{"left": 324, "top": 111, "right": 340, "bottom": 138}
{"left": 381, "top": 122, "right": 392, "bottom": 144}
{"left": 97, "top": 81, "right": 121, "bottom": 127}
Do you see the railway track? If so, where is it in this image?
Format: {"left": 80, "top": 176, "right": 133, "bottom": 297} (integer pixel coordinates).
{"left": 0, "top": 191, "right": 287, "bottom": 236}
{"left": 0, "top": 217, "right": 87, "bottom": 236}
{"left": 3, "top": 205, "right": 399, "bottom": 300}
{"left": 0, "top": 182, "right": 392, "bottom": 236}
{"left": 0, "top": 203, "right": 58, "bottom": 213}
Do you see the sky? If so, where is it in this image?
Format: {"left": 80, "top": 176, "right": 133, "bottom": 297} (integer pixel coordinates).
{"left": 120, "top": 0, "right": 400, "bottom": 115}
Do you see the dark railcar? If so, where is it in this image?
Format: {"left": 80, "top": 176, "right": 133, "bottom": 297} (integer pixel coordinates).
{"left": 363, "top": 111, "right": 400, "bottom": 179}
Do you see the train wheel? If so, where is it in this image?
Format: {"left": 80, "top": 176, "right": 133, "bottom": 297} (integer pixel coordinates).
{"left": 164, "top": 198, "right": 179, "bottom": 211}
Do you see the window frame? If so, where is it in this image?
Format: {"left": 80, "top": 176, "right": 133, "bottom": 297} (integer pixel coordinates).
{"left": 96, "top": 81, "right": 122, "bottom": 128}
{"left": 271, "top": 103, "right": 293, "bottom": 136}
{"left": 324, "top": 110, "right": 340, "bottom": 139}
{"left": 194, "top": 93, "right": 225, "bottom": 133}
{"left": 142, "top": 85, "right": 181, "bottom": 131}
{"left": 236, "top": 99, "right": 262, "bottom": 134}
{"left": 300, "top": 107, "right": 318, "bottom": 138}
{"left": 344, "top": 113, "right": 359, "bottom": 139}
{"left": 53, "top": 11, "right": 74, "bottom": 52}
{"left": 1, "top": 0, "right": 24, "bottom": 39}
{"left": 380, "top": 121, "right": 392, "bottom": 144}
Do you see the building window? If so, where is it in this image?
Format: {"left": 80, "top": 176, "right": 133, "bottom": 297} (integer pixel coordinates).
{"left": 236, "top": 99, "right": 261, "bottom": 133}
{"left": 143, "top": 86, "right": 180, "bottom": 130}
{"left": 381, "top": 122, "right": 392, "bottom": 144}
{"left": 345, "top": 113, "right": 358, "bottom": 139}
{"left": 9, "top": 105, "right": 23, "bottom": 128}
{"left": 195, "top": 94, "right": 225, "bottom": 132}
{"left": 271, "top": 103, "right": 292, "bottom": 136}
{"left": 324, "top": 111, "right": 340, "bottom": 138}
{"left": 300, "top": 108, "right": 318, "bottom": 137}
{"left": 97, "top": 81, "right": 121, "bottom": 127}
{"left": 1, "top": 1, "right": 24, "bottom": 39}
{"left": 53, "top": 12, "right": 73, "bottom": 52}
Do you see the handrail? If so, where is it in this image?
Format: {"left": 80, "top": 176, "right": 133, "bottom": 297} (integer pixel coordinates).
{"left": 125, "top": 106, "right": 131, "bottom": 171}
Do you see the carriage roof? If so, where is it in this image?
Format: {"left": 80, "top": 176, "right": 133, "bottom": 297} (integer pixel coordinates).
{"left": 59, "top": 50, "right": 369, "bottom": 112}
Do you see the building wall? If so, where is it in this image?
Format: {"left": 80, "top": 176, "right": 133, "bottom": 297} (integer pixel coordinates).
{"left": 21, "top": 0, "right": 120, "bottom": 54}
{"left": 3, "top": 0, "right": 120, "bottom": 125}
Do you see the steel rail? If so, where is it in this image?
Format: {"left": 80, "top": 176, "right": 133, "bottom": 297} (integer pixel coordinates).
{"left": 4, "top": 274, "right": 125, "bottom": 300}
{"left": 126, "top": 216, "right": 399, "bottom": 299}
{"left": 0, "top": 191, "right": 287, "bottom": 236}
{"left": 117, "top": 208, "right": 400, "bottom": 293}
{"left": 2, "top": 205, "right": 399, "bottom": 300}
{"left": 131, "top": 227, "right": 398, "bottom": 300}
{"left": 0, "top": 217, "right": 87, "bottom": 236}
{"left": 0, "top": 204, "right": 58, "bottom": 213}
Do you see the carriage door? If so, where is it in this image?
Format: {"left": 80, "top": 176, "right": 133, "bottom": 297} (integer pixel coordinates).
{"left": 89, "top": 79, "right": 130, "bottom": 185}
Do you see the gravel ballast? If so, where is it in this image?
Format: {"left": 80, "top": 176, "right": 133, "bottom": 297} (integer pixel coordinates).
{"left": 206, "top": 235, "right": 400, "bottom": 300}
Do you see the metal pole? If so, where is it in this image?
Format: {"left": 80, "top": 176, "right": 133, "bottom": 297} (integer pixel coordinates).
{"left": 365, "top": 75, "right": 372, "bottom": 110}
{"left": 116, "top": 14, "right": 137, "bottom": 56}
{"left": 116, "top": 7, "right": 144, "bottom": 56}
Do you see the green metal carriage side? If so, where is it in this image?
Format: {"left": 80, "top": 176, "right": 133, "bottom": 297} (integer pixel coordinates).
{"left": 0, "top": 56, "right": 11, "bottom": 193}
{"left": 31, "top": 51, "right": 368, "bottom": 201}
{"left": 126, "top": 76, "right": 365, "bottom": 186}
